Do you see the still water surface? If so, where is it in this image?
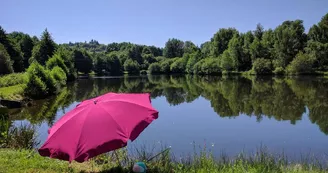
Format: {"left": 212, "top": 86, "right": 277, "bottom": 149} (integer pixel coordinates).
{"left": 9, "top": 75, "right": 328, "bottom": 159}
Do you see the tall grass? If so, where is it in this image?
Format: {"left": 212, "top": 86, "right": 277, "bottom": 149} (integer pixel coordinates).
{"left": 0, "top": 73, "right": 27, "bottom": 88}
{"left": 6, "top": 123, "right": 40, "bottom": 149}
{"left": 0, "top": 145, "right": 327, "bottom": 173}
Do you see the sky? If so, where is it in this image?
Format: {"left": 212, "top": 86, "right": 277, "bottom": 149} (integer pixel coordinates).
{"left": 1, "top": 0, "right": 327, "bottom": 47}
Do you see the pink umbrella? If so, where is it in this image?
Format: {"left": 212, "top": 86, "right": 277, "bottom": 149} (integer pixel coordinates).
{"left": 38, "top": 92, "right": 159, "bottom": 163}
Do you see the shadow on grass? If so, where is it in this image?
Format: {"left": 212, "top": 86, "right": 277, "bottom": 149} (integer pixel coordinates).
{"left": 79, "top": 166, "right": 171, "bottom": 173}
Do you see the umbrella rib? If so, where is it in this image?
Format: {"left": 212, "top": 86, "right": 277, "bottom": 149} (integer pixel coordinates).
{"left": 98, "top": 105, "right": 128, "bottom": 141}
{"left": 74, "top": 106, "right": 93, "bottom": 161}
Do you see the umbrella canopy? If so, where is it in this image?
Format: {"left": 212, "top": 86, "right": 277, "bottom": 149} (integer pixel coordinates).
{"left": 38, "top": 92, "right": 158, "bottom": 163}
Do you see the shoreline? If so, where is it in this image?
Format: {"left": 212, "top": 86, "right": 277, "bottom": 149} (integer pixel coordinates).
{"left": 0, "top": 148, "right": 327, "bottom": 173}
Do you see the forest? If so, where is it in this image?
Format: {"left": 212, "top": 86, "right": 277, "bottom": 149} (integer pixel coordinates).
{"left": 0, "top": 13, "right": 328, "bottom": 99}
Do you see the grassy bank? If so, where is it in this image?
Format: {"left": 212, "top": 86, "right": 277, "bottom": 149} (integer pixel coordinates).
{"left": 0, "top": 148, "right": 326, "bottom": 173}
{"left": 0, "top": 73, "right": 27, "bottom": 101}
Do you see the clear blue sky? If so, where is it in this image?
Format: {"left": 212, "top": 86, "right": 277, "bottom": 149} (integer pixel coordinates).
{"left": 1, "top": 0, "right": 327, "bottom": 47}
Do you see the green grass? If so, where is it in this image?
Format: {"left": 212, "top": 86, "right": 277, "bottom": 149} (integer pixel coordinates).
{"left": 0, "top": 73, "right": 27, "bottom": 88}
{"left": 0, "top": 147, "right": 326, "bottom": 173}
{"left": 0, "top": 84, "right": 26, "bottom": 100}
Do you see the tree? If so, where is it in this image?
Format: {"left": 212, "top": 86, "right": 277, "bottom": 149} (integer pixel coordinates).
{"left": 50, "top": 66, "right": 67, "bottom": 87}
{"left": 308, "top": 13, "right": 328, "bottom": 43}
{"left": 148, "top": 63, "right": 161, "bottom": 74}
{"left": 8, "top": 32, "right": 35, "bottom": 68}
{"left": 141, "top": 47, "right": 156, "bottom": 70}
{"left": 25, "top": 62, "right": 57, "bottom": 98}
{"left": 54, "top": 47, "right": 76, "bottom": 81}
{"left": 306, "top": 13, "right": 328, "bottom": 71}
{"left": 124, "top": 59, "right": 140, "bottom": 74}
{"left": 183, "top": 41, "right": 198, "bottom": 54}
{"left": 170, "top": 58, "right": 187, "bottom": 73}
{"left": 46, "top": 54, "right": 69, "bottom": 75}
{"left": 211, "top": 28, "right": 238, "bottom": 56}
{"left": 287, "top": 52, "right": 314, "bottom": 74}
{"left": 0, "top": 26, "right": 24, "bottom": 72}
{"left": 200, "top": 58, "right": 221, "bottom": 74}
{"left": 252, "top": 58, "right": 273, "bottom": 74}
{"left": 31, "top": 29, "right": 56, "bottom": 65}
{"left": 73, "top": 50, "right": 93, "bottom": 74}
{"left": 241, "top": 31, "right": 254, "bottom": 71}
{"left": 0, "top": 43, "right": 13, "bottom": 74}
{"left": 107, "top": 52, "right": 122, "bottom": 75}
{"left": 186, "top": 51, "right": 202, "bottom": 73}
{"left": 226, "top": 34, "right": 243, "bottom": 71}
{"left": 254, "top": 23, "right": 264, "bottom": 40}
{"left": 273, "top": 20, "right": 307, "bottom": 68}
{"left": 200, "top": 41, "right": 212, "bottom": 57}
{"left": 220, "top": 50, "right": 236, "bottom": 71}
{"left": 163, "top": 38, "right": 184, "bottom": 58}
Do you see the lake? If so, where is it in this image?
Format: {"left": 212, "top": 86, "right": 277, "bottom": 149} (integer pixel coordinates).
{"left": 6, "top": 75, "right": 328, "bottom": 160}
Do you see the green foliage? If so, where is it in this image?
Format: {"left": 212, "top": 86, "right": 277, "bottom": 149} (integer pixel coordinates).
{"left": 159, "top": 58, "right": 176, "bottom": 73}
{"left": 220, "top": 50, "right": 237, "bottom": 71}
{"left": 31, "top": 29, "right": 56, "bottom": 65}
{"left": 183, "top": 41, "right": 198, "bottom": 54}
{"left": 46, "top": 54, "right": 69, "bottom": 75}
{"left": 200, "top": 41, "right": 212, "bottom": 58}
{"left": 0, "top": 73, "right": 27, "bottom": 87}
{"left": 287, "top": 52, "right": 314, "bottom": 74}
{"left": 163, "top": 38, "right": 184, "bottom": 58}
{"left": 0, "top": 43, "right": 13, "bottom": 74}
{"left": 273, "top": 67, "right": 285, "bottom": 75}
{"left": 211, "top": 28, "right": 238, "bottom": 56}
{"left": 0, "top": 26, "right": 24, "bottom": 72}
{"left": 199, "top": 58, "right": 221, "bottom": 74}
{"left": 252, "top": 58, "right": 273, "bottom": 74}
{"left": 170, "top": 58, "right": 187, "bottom": 73}
{"left": 273, "top": 20, "right": 307, "bottom": 68}
{"left": 50, "top": 66, "right": 67, "bottom": 87}
{"left": 186, "top": 51, "right": 202, "bottom": 73}
{"left": 241, "top": 31, "right": 254, "bottom": 71}
{"left": 123, "top": 59, "right": 140, "bottom": 74}
{"left": 148, "top": 62, "right": 161, "bottom": 74}
{"left": 73, "top": 49, "right": 93, "bottom": 74}
{"left": 8, "top": 32, "right": 35, "bottom": 69}
{"left": 308, "top": 13, "right": 328, "bottom": 43}
{"left": 306, "top": 41, "right": 328, "bottom": 71}
{"left": 53, "top": 47, "right": 76, "bottom": 81}
{"left": 226, "top": 34, "right": 243, "bottom": 71}
{"left": 25, "top": 62, "right": 57, "bottom": 99}
{"left": 94, "top": 52, "right": 122, "bottom": 75}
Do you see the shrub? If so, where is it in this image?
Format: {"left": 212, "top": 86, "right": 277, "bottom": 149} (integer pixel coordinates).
{"left": 252, "top": 58, "right": 273, "bottom": 74}
{"left": 50, "top": 66, "right": 67, "bottom": 87}
{"left": 0, "top": 43, "right": 13, "bottom": 75}
{"left": 201, "top": 58, "right": 221, "bottom": 75}
{"left": 287, "top": 52, "right": 314, "bottom": 74}
{"left": 25, "top": 62, "right": 56, "bottom": 98}
{"left": 159, "top": 58, "right": 176, "bottom": 73}
{"left": 193, "top": 59, "right": 206, "bottom": 74}
{"left": 46, "top": 54, "right": 69, "bottom": 75}
{"left": 170, "top": 58, "right": 187, "bottom": 73}
{"left": 148, "top": 63, "right": 161, "bottom": 74}
{"left": 123, "top": 59, "right": 140, "bottom": 74}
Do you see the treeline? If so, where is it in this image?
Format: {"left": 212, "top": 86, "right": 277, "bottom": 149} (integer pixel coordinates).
{"left": 1, "top": 13, "right": 328, "bottom": 87}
